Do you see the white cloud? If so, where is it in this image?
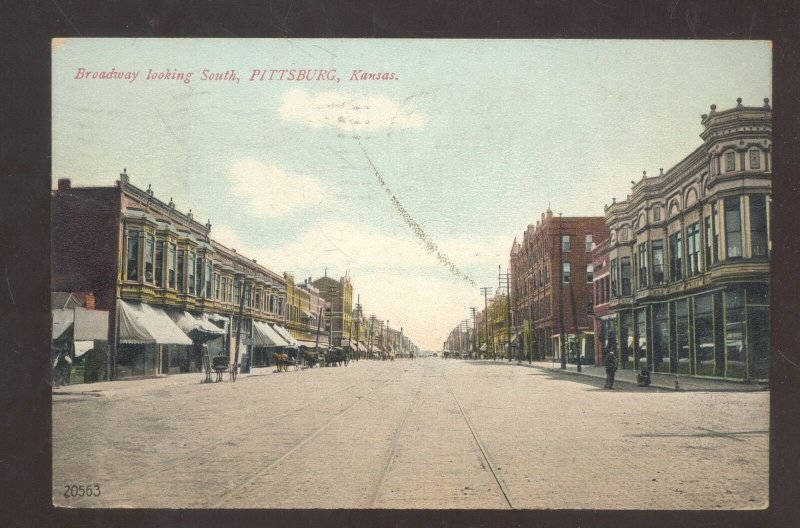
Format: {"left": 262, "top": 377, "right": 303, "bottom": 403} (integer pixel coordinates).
{"left": 279, "top": 88, "right": 425, "bottom": 132}
{"left": 229, "top": 159, "right": 325, "bottom": 218}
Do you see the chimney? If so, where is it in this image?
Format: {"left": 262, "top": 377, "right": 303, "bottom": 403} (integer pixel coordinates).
{"left": 85, "top": 293, "right": 95, "bottom": 310}
{"left": 57, "top": 178, "right": 71, "bottom": 191}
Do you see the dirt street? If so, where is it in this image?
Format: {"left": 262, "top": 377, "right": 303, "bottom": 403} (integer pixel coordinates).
{"left": 53, "top": 357, "right": 769, "bottom": 509}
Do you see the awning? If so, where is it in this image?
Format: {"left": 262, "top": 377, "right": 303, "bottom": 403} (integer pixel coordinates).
{"left": 73, "top": 341, "right": 94, "bottom": 358}
{"left": 169, "top": 310, "right": 225, "bottom": 337}
{"left": 510, "top": 333, "right": 521, "bottom": 346}
{"left": 205, "top": 312, "right": 229, "bottom": 323}
{"left": 358, "top": 341, "right": 366, "bottom": 352}
{"left": 117, "top": 300, "right": 192, "bottom": 345}
{"left": 297, "top": 339, "right": 324, "bottom": 349}
{"left": 301, "top": 308, "right": 313, "bottom": 318}
{"left": 271, "top": 324, "right": 299, "bottom": 347}
{"left": 52, "top": 308, "right": 109, "bottom": 341}
{"left": 252, "top": 321, "right": 288, "bottom": 347}
{"left": 479, "top": 343, "right": 487, "bottom": 352}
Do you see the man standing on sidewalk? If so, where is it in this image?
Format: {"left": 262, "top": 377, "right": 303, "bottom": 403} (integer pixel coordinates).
{"left": 604, "top": 349, "right": 617, "bottom": 389}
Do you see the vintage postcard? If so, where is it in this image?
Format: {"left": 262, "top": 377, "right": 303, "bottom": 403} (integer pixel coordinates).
{"left": 51, "top": 38, "right": 771, "bottom": 509}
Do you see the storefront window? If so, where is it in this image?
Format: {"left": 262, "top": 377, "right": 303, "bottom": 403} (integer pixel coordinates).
{"left": 126, "top": 231, "right": 140, "bottom": 281}
{"left": 669, "top": 231, "right": 683, "bottom": 281}
{"left": 725, "top": 286, "right": 746, "bottom": 379}
{"left": 750, "top": 195, "right": 768, "bottom": 259}
{"left": 747, "top": 283, "right": 770, "bottom": 380}
{"left": 635, "top": 308, "right": 647, "bottom": 368}
{"left": 725, "top": 197, "right": 743, "bottom": 258}
{"left": 674, "top": 298, "right": 690, "bottom": 374}
{"left": 600, "top": 316, "right": 617, "bottom": 363}
{"left": 619, "top": 311, "right": 633, "bottom": 369}
{"left": 694, "top": 294, "right": 715, "bottom": 376}
{"left": 652, "top": 303, "right": 670, "bottom": 373}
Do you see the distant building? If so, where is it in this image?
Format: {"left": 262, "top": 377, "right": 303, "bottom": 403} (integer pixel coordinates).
{"left": 510, "top": 210, "right": 609, "bottom": 362}
{"left": 312, "top": 273, "right": 354, "bottom": 349}
{"left": 601, "top": 99, "right": 771, "bottom": 381}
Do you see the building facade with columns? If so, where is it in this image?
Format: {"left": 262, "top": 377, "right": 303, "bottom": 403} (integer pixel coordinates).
{"left": 52, "top": 172, "right": 290, "bottom": 379}
{"left": 601, "top": 99, "right": 771, "bottom": 381}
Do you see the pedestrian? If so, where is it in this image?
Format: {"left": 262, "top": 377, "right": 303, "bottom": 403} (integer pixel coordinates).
{"left": 604, "top": 348, "right": 617, "bottom": 389}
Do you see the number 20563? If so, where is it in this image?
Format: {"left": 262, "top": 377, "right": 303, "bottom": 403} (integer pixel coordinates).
{"left": 63, "top": 484, "right": 100, "bottom": 498}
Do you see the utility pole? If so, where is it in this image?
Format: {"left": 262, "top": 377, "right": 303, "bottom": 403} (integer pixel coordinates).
{"left": 480, "top": 286, "right": 492, "bottom": 360}
{"left": 354, "top": 294, "right": 362, "bottom": 360}
{"left": 499, "top": 266, "right": 512, "bottom": 362}
{"left": 368, "top": 315, "right": 376, "bottom": 359}
{"left": 470, "top": 307, "right": 478, "bottom": 360}
{"left": 233, "top": 277, "right": 250, "bottom": 382}
{"left": 558, "top": 213, "right": 567, "bottom": 369}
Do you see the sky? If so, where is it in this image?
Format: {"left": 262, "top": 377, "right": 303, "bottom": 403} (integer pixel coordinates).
{"left": 52, "top": 39, "right": 772, "bottom": 350}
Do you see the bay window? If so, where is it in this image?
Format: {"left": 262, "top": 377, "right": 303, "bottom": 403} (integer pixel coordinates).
{"left": 686, "top": 222, "right": 700, "bottom": 276}
{"left": 724, "top": 197, "right": 742, "bottom": 258}
{"left": 620, "top": 257, "right": 631, "bottom": 296}
{"left": 126, "top": 231, "right": 140, "bottom": 281}
{"left": 637, "top": 243, "right": 648, "bottom": 288}
{"left": 651, "top": 240, "right": 664, "bottom": 285}
{"left": 155, "top": 240, "right": 164, "bottom": 287}
{"left": 749, "top": 195, "right": 768, "bottom": 258}
{"left": 144, "top": 234, "right": 154, "bottom": 283}
{"left": 167, "top": 243, "right": 176, "bottom": 289}
{"left": 669, "top": 231, "right": 683, "bottom": 281}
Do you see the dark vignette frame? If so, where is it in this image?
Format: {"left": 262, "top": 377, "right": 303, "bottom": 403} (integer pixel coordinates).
{"left": 1, "top": 1, "right": 798, "bottom": 527}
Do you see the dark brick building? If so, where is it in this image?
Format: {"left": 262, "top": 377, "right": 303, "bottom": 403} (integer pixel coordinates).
{"left": 510, "top": 209, "right": 609, "bottom": 362}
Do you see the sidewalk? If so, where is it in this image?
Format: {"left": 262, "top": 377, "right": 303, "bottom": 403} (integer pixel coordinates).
{"left": 528, "top": 361, "right": 768, "bottom": 392}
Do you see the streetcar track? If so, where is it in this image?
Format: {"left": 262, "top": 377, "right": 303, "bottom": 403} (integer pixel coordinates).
{"left": 367, "top": 372, "right": 425, "bottom": 507}
{"left": 208, "top": 373, "right": 402, "bottom": 507}
{"left": 67, "top": 378, "right": 370, "bottom": 506}
{"left": 442, "top": 372, "right": 515, "bottom": 509}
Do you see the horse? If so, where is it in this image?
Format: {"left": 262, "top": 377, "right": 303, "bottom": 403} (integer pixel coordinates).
{"left": 273, "top": 353, "right": 291, "bottom": 372}
{"left": 302, "top": 349, "right": 319, "bottom": 369}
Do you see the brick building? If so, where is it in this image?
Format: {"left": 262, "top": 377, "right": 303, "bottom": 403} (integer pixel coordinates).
{"left": 52, "top": 172, "right": 294, "bottom": 379}
{"left": 601, "top": 99, "right": 771, "bottom": 381}
{"left": 590, "top": 235, "right": 613, "bottom": 365}
{"left": 509, "top": 209, "right": 609, "bottom": 363}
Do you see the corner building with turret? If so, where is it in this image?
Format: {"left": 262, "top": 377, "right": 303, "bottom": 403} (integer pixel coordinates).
{"left": 597, "top": 98, "right": 771, "bottom": 381}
